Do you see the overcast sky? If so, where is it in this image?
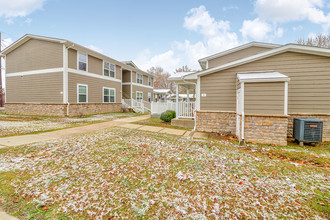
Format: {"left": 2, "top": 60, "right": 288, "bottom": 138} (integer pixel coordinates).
{"left": 1, "top": 0, "right": 330, "bottom": 83}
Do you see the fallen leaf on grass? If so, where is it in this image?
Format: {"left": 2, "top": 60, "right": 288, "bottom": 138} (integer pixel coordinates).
{"left": 41, "top": 206, "right": 48, "bottom": 211}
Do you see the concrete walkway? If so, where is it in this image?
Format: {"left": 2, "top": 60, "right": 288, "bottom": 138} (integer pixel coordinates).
{"left": 0, "top": 114, "right": 207, "bottom": 148}
{"left": 0, "top": 114, "right": 210, "bottom": 219}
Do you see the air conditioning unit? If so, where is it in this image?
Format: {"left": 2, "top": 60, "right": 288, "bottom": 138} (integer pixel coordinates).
{"left": 293, "top": 118, "right": 323, "bottom": 145}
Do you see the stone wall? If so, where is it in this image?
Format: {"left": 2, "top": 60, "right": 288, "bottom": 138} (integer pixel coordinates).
{"left": 5, "top": 103, "right": 67, "bottom": 117}
{"left": 68, "top": 103, "right": 122, "bottom": 117}
{"left": 195, "top": 111, "right": 236, "bottom": 134}
{"left": 288, "top": 113, "right": 330, "bottom": 142}
{"left": 5, "top": 103, "right": 123, "bottom": 117}
{"left": 244, "top": 114, "right": 288, "bottom": 146}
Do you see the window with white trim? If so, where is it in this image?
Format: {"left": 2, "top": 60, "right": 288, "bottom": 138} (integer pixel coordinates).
{"left": 148, "top": 92, "right": 151, "bottom": 102}
{"left": 104, "top": 61, "right": 116, "bottom": 78}
{"left": 137, "top": 73, "right": 143, "bottom": 84}
{"left": 77, "top": 84, "right": 88, "bottom": 103}
{"left": 103, "top": 87, "right": 115, "bottom": 103}
{"left": 78, "top": 52, "right": 87, "bottom": 71}
{"left": 136, "top": 91, "right": 143, "bottom": 102}
{"left": 148, "top": 77, "right": 152, "bottom": 86}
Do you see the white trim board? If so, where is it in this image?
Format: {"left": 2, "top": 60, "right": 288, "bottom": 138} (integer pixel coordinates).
{"left": 6, "top": 68, "right": 64, "bottom": 77}
{"left": 68, "top": 68, "right": 121, "bottom": 83}
{"left": 122, "top": 82, "right": 153, "bottom": 89}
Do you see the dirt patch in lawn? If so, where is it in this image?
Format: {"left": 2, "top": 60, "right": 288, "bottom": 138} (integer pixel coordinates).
{"left": 0, "top": 128, "right": 329, "bottom": 219}
{"left": 133, "top": 117, "right": 191, "bottom": 131}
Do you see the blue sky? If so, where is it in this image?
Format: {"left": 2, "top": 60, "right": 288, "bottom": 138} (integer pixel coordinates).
{"left": 1, "top": 0, "right": 330, "bottom": 78}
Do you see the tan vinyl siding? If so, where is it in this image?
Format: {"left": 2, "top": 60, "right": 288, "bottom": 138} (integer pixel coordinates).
{"left": 208, "top": 46, "right": 272, "bottom": 69}
{"left": 6, "top": 72, "right": 63, "bottom": 103}
{"left": 68, "top": 72, "right": 121, "bottom": 103}
{"left": 122, "top": 70, "right": 131, "bottom": 82}
{"left": 122, "top": 85, "right": 131, "bottom": 99}
{"left": 116, "top": 65, "right": 122, "bottom": 80}
{"left": 245, "top": 82, "right": 284, "bottom": 115}
{"left": 201, "top": 51, "right": 330, "bottom": 114}
{"left": 68, "top": 48, "right": 77, "bottom": 69}
{"left": 6, "top": 39, "right": 63, "bottom": 73}
{"left": 132, "top": 71, "right": 136, "bottom": 83}
{"left": 88, "top": 55, "right": 103, "bottom": 75}
{"left": 132, "top": 85, "right": 153, "bottom": 101}
{"left": 143, "top": 75, "right": 149, "bottom": 86}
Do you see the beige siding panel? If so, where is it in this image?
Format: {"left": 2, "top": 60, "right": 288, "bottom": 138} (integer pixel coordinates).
{"left": 122, "top": 70, "right": 131, "bottom": 82}
{"left": 6, "top": 39, "right": 63, "bottom": 73}
{"left": 116, "top": 65, "right": 122, "bottom": 80}
{"left": 6, "top": 72, "right": 63, "bottom": 103}
{"left": 68, "top": 72, "right": 121, "bottom": 103}
{"left": 88, "top": 55, "right": 103, "bottom": 75}
{"left": 143, "top": 75, "right": 148, "bottom": 86}
{"left": 122, "top": 85, "right": 131, "bottom": 99}
{"left": 68, "top": 48, "right": 77, "bottom": 69}
{"left": 132, "top": 71, "right": 136, "bottom": 83}
{"left": 244, "top": 82, "right": 284, "bottom": 115}
{"left": 208, "top": 46, "right": 271, "bottom": 68}
{"left": 132, "top": 85, "right": 153, "bottom": 101}
{"left": 201, "top": 51, "right": 330, "bottom": 114}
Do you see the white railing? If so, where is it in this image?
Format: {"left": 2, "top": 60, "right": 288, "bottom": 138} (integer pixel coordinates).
{"left": 151, "top": 102, "right": 176, "bottom": 116}
{"left": 178, "top": 102, "right": 195, "bottom": 118}
{"left": 122, "top": 99, "right": 150, "bottom": 113}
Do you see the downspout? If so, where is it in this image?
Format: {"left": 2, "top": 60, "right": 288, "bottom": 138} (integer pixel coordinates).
{"left": 241, "top": 82, "right": 245, "bottom": 144}
{"left": 63, "top": 43, "right": 74, "bottom": 116}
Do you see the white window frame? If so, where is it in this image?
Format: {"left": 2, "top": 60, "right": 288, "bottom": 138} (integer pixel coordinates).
{"left": 77, "top": 84, "right": 88, "bottom": 103}
{"left": 137, "top": 73, "right": 143, "bottom": 84}
{"left": 77, "top": 52, "right": 88, "bottom": 71}
{"left": 148, "top": 92, "right": 151, "bottom": 102}
{"left": 136, "top": 91, "right": 143, "bottom": 102}
{"left": 103, "top": 87, "right": 116, "bottom": 103}
{"left": 103, "top": 61, "right": 116, "bottom": 78}
{"left": 148, "top": 76, "right": 152, "bottom": 86}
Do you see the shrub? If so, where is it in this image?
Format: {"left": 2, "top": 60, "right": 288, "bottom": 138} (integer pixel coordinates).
{"left": 160, "top": 110, "right": 176, "bottom": 122}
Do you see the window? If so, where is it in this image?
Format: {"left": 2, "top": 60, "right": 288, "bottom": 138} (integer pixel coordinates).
{"left": 148, "top": 92, "right": 151, "bottom": 102}
{"left": 137, "top": 73, "right": 143, "bottom": 84}
{"left": 136, "top": 91, "right": 143, "bottom": 102}
{"left": 148, "top": 77, "right": 152, "bottom": 86}
{"left": 78, "top": 52, "right": 87, "bottom": 71}
{"left": 77, "top": 84, "right": 88, "bottom": 103}
{"left": 103, "top": 87, "right": 115, "bottom": 103}
{"left": 104, "top": 61, "right": 115, "bottom": 78}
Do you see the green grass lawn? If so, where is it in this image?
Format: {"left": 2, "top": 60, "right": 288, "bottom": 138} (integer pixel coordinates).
{"left": 132, "top": 117, "right": 191, "bottom": 131}
{"left": 0, "top": 127, "right": 329, "bottom": 219}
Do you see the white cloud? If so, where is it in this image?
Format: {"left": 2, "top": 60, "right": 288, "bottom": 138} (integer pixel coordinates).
{"left": 5, "top": 18, "right": 14, "bottom": 24}
{"left": 255, "top": 0, "right": 330, "bottom": 31}
{"left": 0, "top": 0, "right": 45, "bottom": 18}
{"left": 135, "top": 5, "right": 240, "bottom": 73}
{"left": 1, "top": 37, "right": 13, "bottom": 49}
{"left": 24, "top": 18, "right": 32, "bottom": 24}
{"left": 134, "top": 49, "right": 180, "bottom": 73}
{"left": 293, "top": 25, "right": 304, "bottom": 31}
{"left": 222, "top": 5, "right": 239, "bottom": 11}
{"left": 88, "top": 45, "right": 103, "bottom": 53}
{"left": 240, "top": 18, "right": 273, "bottom": 41}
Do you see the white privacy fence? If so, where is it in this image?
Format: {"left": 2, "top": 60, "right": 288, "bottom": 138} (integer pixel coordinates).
{"left": 151, "top": 101, "right": 195, "bottom": 119}
{"left": 122, "top": 99, "right": 150, "bottom": 113}
{"left": 151, "top": 102, "right": 176, "bottom": 116}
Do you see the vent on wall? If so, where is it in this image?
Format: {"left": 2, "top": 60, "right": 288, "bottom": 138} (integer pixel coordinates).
{"left": 293, "top": 118, "right": 323, "bottom": 145}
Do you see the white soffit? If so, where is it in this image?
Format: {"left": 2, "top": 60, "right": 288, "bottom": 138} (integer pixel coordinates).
{"left": 237, "top": 72, "right": 290, "bottom": 83}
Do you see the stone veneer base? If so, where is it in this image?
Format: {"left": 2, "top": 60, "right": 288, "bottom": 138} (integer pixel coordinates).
{"left": 4, "top": 103, "right": 123, "bottom": 117}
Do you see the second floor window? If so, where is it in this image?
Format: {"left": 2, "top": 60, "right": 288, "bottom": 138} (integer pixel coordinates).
{"left": 137, "top": 73, "right": 143, "bottom": 84}
{"left": 78, "top": 52, "right": 87, "bottom": 71}
{"left": 148, "top": 77, "right": 152, "bottom": 86}
{"left": 104, "top": 62, "right": 115, "bottom": 78}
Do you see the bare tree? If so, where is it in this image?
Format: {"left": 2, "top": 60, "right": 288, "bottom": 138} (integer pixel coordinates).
{"left": 297, "top": 33, "right": 330, "bottom": 48}
{"left": 175, "top": 65, "right": 192, "bottom": 73}
{"left": 147, "top": 66, "right": 175, "bottom": 92}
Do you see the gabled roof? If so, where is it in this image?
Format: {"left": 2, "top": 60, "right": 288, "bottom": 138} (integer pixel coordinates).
{"left": 168, "top": 71, "right": 196, "bottom": 81}
{"left": 122, "top": 61, "right": 139, "bottom": 69}
{"left": 0, "top": 34, "right": 154, "bottom": 76}
{"left": 198, "top": 42, "right": 281, "bottom": 69}
{"left": 186, "top": 43, "right": 330, "bottom": 78}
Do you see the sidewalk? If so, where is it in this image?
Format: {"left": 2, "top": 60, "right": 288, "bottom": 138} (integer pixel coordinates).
{"left": 0, "top": 114, "right": 208, "bottom": 148}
